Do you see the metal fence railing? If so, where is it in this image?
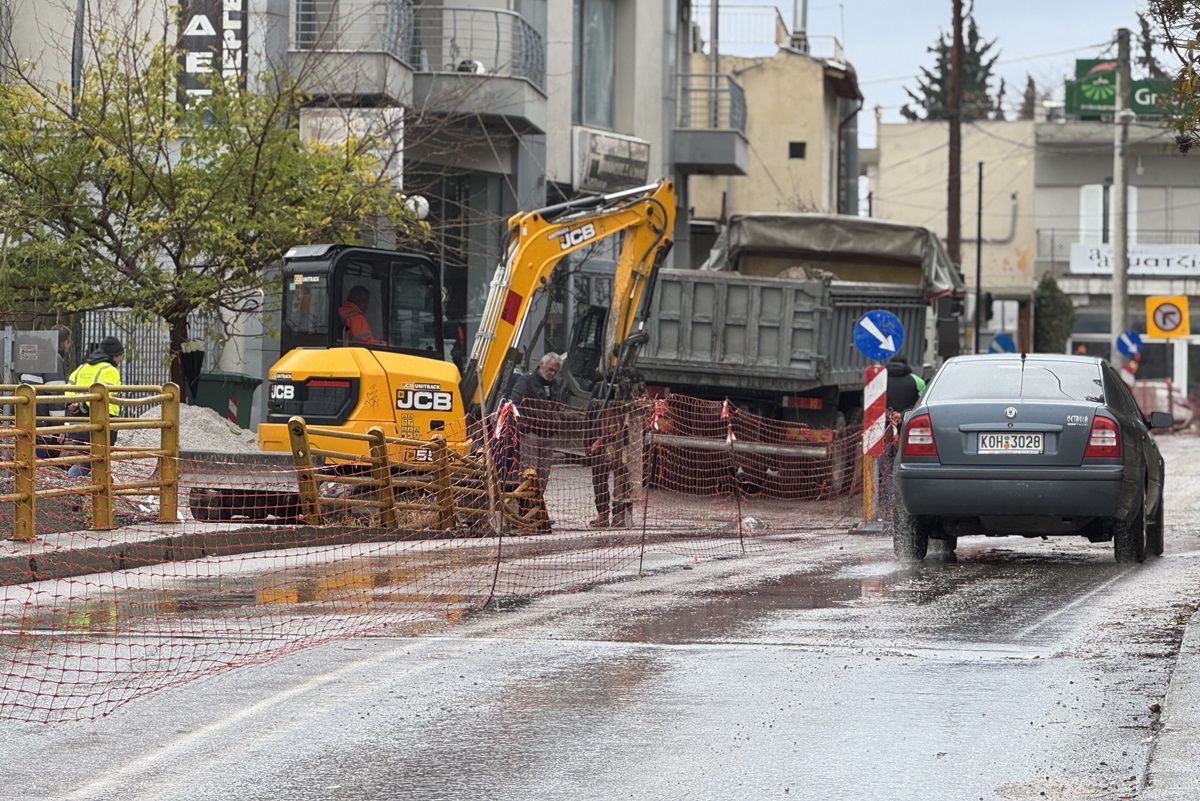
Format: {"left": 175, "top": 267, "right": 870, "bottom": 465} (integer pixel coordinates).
{"left": 80, "top": 310, "right": 215, "bottom": 388}
{"left": 1036, "top": 228, "right": 1200, "bottom": 261}
{"left": 291, "top": 1, "right": 546, "bottom": 92}
{"left": 409, "top": 6, "right": 546, "bottom": 91}
{"left": 677, "top": 73, "right": 747, "bottom": 132}
{"left": 293, "top": 0, "right": 416, "bottom": 62}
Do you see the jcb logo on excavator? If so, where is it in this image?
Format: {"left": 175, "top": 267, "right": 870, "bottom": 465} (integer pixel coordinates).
{"left": 552, "top": 222, "right": 597, "bottom": 251}
{"left": 396, "top": 390, "right": 453, "bottom": 411}
{"left": 270, "top": 384, "right": 295, "bottom": 400}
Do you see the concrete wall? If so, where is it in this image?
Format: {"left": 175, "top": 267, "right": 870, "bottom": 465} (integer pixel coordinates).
{"left": 871, "top": 120, "right": 1038, "bottom": 300}
{"left": 10, "top": 0, "right": 174, "bottom": 88}
{"left": 688, "top": 50, "right": 833, "bottom": 218}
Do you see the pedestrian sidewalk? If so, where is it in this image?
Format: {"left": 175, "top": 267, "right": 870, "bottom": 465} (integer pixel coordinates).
{"left": 1140, "top": 612, "right": 1200, "bottom": 799}
{"left": 1138, "top": 430, "right": 1200, "bottom": 798}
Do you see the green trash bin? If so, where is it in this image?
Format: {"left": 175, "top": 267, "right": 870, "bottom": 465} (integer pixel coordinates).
{"left": 191, "top": 370, "right": 263, "bottom": 429}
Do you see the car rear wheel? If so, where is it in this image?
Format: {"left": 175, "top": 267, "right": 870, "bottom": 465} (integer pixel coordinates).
{"left": 1112, "top": 497, "right": 1147, "bottom": 564}
{"left": 893, "top": 502, "right": 929, "bottom": 562}
{"left": 1146, "top": 496, "right": 1164, "bottom": 557}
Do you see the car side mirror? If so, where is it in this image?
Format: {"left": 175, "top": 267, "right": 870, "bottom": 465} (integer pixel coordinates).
{"left": 1148, "top": 411, "right": 1174, "bottom": 430}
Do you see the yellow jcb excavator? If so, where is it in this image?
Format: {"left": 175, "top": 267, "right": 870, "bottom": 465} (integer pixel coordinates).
{"left": 188, "top": 179, "right": 675, "bottom": 520}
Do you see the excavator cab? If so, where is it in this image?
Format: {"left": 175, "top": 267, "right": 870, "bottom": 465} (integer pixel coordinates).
{"left": 279, "top": 245, "right": 444, "bottom": 358}
{"left": 261, "top": 245, "right": 463, "bottom": 449}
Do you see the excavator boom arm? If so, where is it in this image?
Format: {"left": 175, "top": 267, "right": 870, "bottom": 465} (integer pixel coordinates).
{"left": 464, "top": 179, "right": 676, "bottom": 414}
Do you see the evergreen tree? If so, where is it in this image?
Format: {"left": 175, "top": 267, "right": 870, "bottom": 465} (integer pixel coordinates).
{"left": 1033, "top": 274, "right": 1075, "bottom": 354}
{"left": 900, "top": 8, "right": 1004, "bottom": 122}
{"left": 1018, "top": 76, "right": 1038, "bottom": 120}
{"left": 1137, "top": 11, "right": 1171, "bottom": 81}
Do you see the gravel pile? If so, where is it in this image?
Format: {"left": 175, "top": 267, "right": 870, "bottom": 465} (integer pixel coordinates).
{"left": 124, "top": 402, "right": 263, "bottom": 454}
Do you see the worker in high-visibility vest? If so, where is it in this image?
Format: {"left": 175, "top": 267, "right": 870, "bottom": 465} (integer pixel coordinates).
{"left": 65, "top": 336, "right": 124, "bottom": 477}
{"left": 337, "top": 285, "right": 383, "bottom": 345}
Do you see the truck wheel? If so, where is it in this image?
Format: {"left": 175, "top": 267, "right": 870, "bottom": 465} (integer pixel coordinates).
{"left": 892, "top": 500, "right": 929, "bottom": 562}
{"left": 828, "top": 412, "right": 851, "bottom": 495}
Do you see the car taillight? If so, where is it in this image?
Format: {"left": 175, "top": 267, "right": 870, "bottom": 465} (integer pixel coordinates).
{"left": 1084, "top": 416, "right": 1121, "bottom": 459}
{"left": 903, "top": 413, "right": 937, "bottom": 457}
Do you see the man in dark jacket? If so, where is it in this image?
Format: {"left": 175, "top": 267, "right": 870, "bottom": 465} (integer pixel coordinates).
{"left": 882, "top": 353, "right": 926, "bottom": 515}
{"left": 885, "top": 354, "right": 925, "bottom": 417}
{"left": 507, "top": 352, "right": 563, "bottom": 485}
{"left": 586, "top": 394, "right": 634, "bottom": 528}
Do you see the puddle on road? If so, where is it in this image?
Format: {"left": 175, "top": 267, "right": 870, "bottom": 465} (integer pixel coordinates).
{"left": 612, "top": 562, "right": 915, "bottom": 644}
{"left": 1, "top": 551, "right": 490, "bottom": 636}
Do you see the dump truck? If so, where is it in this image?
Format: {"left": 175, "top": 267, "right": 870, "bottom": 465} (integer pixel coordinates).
{"left": 636, "top": 212, "right": 966, "bottom": 495}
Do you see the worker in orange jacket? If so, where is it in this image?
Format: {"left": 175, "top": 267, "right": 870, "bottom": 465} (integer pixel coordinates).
{"left": 338, "top": 285, "right": 383, "bottom": 345}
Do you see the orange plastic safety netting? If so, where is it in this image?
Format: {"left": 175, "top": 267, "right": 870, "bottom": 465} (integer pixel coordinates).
{"left": 0, "top": 396, "right": 863, "bottom": 722}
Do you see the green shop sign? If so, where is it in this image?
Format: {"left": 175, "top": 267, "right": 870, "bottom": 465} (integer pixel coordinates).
{"left": 1064, "top": 59, "right": 1172, "bottom": 117}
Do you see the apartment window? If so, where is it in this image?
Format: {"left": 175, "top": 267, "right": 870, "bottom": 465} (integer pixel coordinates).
{"left": 789, "top": 142, "right": 807, "bottom": 159}
{"left": 573, "top": 0, "right": 615, "bottom": 129}
{"left": 1080, "top": 183, "right": 1138, "bottom": 245}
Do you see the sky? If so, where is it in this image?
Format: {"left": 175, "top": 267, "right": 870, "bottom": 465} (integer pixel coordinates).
{"left": 706, "top": 0, "right": 1153, "bottom": 147}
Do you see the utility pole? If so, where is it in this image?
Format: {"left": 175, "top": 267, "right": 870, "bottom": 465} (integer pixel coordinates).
{"left": 974, "top": 161, "right": 983, "bottom": 353}
{"left": 947, "top": 0, "right": 963, "bottom": 269}
{"left": 1110, "top": 27, "right": 1132, "bottom": 367}
{"left": 710, "top": 0, "right": 720, "bottom": 128}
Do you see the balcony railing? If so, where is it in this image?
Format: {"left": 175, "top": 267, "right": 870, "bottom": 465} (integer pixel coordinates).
{"left": 410, "top": 6, "right": 545, "bottom": 92}
{"left": 1037, "top": 228, "right": 1200, "bottom": 262}
{"left": 677, "top": 73, "right": 747, "bottom": 132}
{"left": 292, "top": 2, "right": 546, "bottom": 93}
{"left": 293, "top": 0, "right": 416, "bottom": 62}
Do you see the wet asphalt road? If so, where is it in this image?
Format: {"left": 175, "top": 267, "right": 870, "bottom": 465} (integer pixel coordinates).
{"left": 4, "top": 435, "right": 1200, "bottom": 801}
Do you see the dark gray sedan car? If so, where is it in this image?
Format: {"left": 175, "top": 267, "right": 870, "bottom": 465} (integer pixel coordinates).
{"left": 893, "top": 353, "right": 1171, "bottom": 563}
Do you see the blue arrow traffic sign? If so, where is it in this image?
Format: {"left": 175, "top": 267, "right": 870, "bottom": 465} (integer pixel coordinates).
{"left": 1117, "top": 330, "right": 1142, "bottom": 358}
{"left": 854, "top": 309, "right": 904, "bottom": 361}
{"left": 989, "top": 332, "right": 1016, "bottom": 353}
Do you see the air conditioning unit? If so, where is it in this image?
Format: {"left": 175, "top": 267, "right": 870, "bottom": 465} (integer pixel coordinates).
{"left": 572, "top": 127, "right": 652, "bottom": 194}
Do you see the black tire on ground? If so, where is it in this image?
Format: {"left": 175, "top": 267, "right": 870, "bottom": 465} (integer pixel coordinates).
{"left": 1112, "top": 494, "right": 1147, "bottom": 564}
{"left": 188, "top": 489, "right": 212, "bottom": 522}
{"left": 1146, "top": 495, "right": 1164, "bottom": 557}
{"left": 187, "top": 488, "right": 234, "bottom": 522}
{"left": 939, "top": 535, "right": 958, "bottom": 552}
{"left": 893, "top": 501, "right": 929, "bottom": 562}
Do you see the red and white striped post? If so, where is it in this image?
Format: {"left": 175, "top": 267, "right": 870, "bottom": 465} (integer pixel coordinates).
{"left": 862, "top": 365, "right": 887, "bottom": 521}
{"left": 1120, "top": 353, "right": 1141, "bottom": 388}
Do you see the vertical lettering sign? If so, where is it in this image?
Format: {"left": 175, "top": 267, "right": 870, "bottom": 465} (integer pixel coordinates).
{"left": 179, "top": 0, "right": 247, "bottom": 99}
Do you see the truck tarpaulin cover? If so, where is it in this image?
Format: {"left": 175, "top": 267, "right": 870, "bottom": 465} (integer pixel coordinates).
{"left": 698, "top": 213, "right": 966, "bottom": 300}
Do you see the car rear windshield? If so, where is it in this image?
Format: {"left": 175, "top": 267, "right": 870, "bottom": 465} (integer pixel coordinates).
{"left": 929, "top": 360, "right": 1104, "bottom": 403}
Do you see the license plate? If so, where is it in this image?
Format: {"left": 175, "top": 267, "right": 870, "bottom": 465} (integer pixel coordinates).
{"left": 978, "top": 432, "right": 1043, "bottom": 454}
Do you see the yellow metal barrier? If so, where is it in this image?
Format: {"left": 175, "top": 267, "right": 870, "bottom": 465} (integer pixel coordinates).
{"left": 0, "top": 382, "right": 181, "bottom": 540}
{"left": 287, "top": 416, "right": 548, "bottom": 533}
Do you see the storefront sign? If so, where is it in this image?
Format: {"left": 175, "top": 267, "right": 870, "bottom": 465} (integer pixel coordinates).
{"left": 1064, "top": 59, "right": 1172, "bottom": 117}
{"left": 179, "top": 0, "right": 248, "bottom": 98}
{"left": 1069, "top": 243, "right": 1200, "bottom": 276}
